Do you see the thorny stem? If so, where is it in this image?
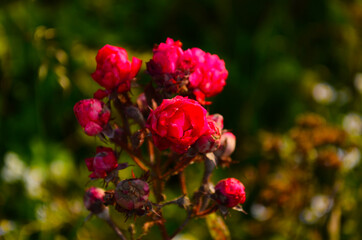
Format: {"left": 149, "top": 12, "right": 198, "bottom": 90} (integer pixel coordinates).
{"left": 196, "top": 205, "right": 218, "bottom": 217}
{"left": 124, "top": 147, "right": 149, "bottom": 172}
{"left": 199, "top": 156, "right": 216, "bottom": 211}
{"left": 162, "top": 152, "right": 177, "bottom": 172}
{"left": 150, "top": 136, "right": 164, "bottom": 203}
{"left": 148, "top": 138, "right": 155, "bottom": 165}
{"left": 112, "top": 95, "right": 151, "bottom": 173}
{"left": 162, "top": 154, "right": 196, "bottom": 179}
{"left": 128, "top": 224, "right": 136, "bottom": 240}
{"left": 111, "top": 135, "right": 149, "bottom": 172}
{"left": 104, "top": 217, "right": 127, "bottom": 240}
{"left": 179, "top": 171, "right": 187, "bottom": 195}
{"left": 148, "top": 136, "right": 168, "bottom": 239}
{"left": 202, "top": 155, "right": 215, "bottom": 185}
{"left": 106, "top": 123, "right": 148, "bottom": 173}
{"left": 154, "top": 196, "right": 186, "bottom": 208}
{"left": 114, "top": 95, "right": 131, "bottom": 140}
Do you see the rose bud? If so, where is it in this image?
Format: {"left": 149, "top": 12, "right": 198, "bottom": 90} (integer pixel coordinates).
{"left": 215, "top": 132, "right": 236, "bottom": 158}
{"left": 207, "top": 114, "right": 224, "bottom": 130}
{"left": 74, "top": 99, "right": 111, "bottom": 136}
{"left": 214, "top": 178, "right": 246, "bottom": 208}
{"left": 84, "top": 187, "right": 106, "bottom": 214}
{"left": 114, "top": 179, "right": 150, "bottom": 211}
{"left": 85, "top": 147, "right": 118, "bottom": 179}
{"left": 194, "top": 119, "right": 221, "bottom": 153}
{"left": 91, "top": 44, "right": 142, "bottom": 94}
{"left": 147, "top": 38, "right": 183, "bottom": 76}
{"left": 146, "top": 96, "right": 208, "bottom": 154}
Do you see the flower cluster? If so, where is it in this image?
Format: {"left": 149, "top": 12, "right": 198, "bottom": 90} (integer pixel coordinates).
{"left": 74, "top": 39, "right": 244, "bottom": 239}
{"left": 146, "top": 38, "right": 228, "bottom": 104}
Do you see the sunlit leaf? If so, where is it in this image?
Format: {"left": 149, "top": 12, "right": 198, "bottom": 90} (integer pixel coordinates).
{"left": 206, "top": 213, "right": 230, "bottom": 240}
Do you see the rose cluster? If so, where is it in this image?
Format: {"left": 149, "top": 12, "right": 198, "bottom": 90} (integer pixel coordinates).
{"left": 146, "top": 38, "right": 228, "bottom": 105}
{"left": 73, "top": 39, "right": 245, "bottom": 239}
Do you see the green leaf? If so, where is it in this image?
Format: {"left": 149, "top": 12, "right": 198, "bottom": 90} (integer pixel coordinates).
{"left": 205, "top": 213, "right": 231, "bottom": 240}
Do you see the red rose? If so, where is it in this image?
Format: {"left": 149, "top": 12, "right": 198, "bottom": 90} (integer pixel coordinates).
{"left": 73, "top": 99, "right": 111, "bottom": 136}
{"left": 214, "top": 178, "right": 246, "bottom": 208}
{"left": 91, "top": 44, "right": 142, "bottom": 95}
{"left": 189, "top": 52, "right": 228, "bottom": 104}
{"left": 147, "top": 38, "right": 183, "bottom": 75}
{"left": 146, "top": 96, "right": 208, "bottom": 154}
{"left": 179, "top": 48, "right": 206, "bottom": 76}
{"left": 85, "top": 147, "right": 118, "bottom": 178}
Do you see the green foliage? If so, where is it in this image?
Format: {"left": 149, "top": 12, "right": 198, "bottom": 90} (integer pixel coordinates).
{"left": 206, "top": 213, "right": 230, "bottom": 240}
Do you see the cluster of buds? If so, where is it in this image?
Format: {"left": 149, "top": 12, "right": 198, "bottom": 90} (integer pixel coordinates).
{"left": 74, "top": 38, "right": 245, "bottom": 239}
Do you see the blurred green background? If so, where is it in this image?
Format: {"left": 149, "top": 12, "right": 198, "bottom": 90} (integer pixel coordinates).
{"left": 1, "top": 0, "right": 362, "bottom": 239}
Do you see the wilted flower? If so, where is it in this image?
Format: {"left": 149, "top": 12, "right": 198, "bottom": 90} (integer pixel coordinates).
{"left": 115, "top": 179, "right": 150, "bottom": 211}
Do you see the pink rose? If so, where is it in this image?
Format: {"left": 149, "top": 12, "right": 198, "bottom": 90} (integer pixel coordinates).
{"left": 84, "top": 187, "right": 105, "bottom": 214}
{"left": 146, "top": 96, "right": 208, "bottom": 154}
{"left": 147, "top": 38, "right": 183, "bottom": 75}
{"left": 74, "top": 99, "right": 111, "bottom": 136}
{"left": 194, "top": 118, "right": 222, "bottom": 153}
{"left": 91, "top": 44, "right": 142, "bottom": 95}
{"left": 189, "top": 52, "right": 228, "bottom": 104}
{"left": 214, "top": 178, "right": 246, "bottom": 208}
{"left": 85, "top": 147, "right": 118, "bottom": 178}
{"left": 179, "top": 48, "right": 206, "bottom": 76}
